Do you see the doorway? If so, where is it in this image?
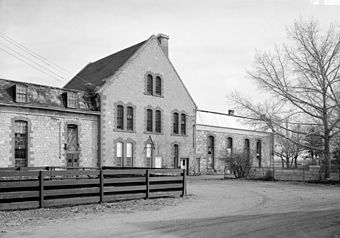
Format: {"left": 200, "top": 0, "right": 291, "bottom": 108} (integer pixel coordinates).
{"left": 66, "top": 124, "right": 79, "bottom": 168}
{"left": 173, "top": 144, "right": 179, "bottom": 168}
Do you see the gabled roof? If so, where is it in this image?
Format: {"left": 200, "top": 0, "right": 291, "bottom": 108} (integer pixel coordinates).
{"left": 64, "top": 40, "right": 147, "bottom": 91}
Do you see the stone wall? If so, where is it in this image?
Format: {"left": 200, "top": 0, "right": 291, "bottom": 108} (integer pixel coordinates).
{"left": 196, "top": 125, "right": 273, "bottom": 174}
{"left": 99, "top": 36, "right": 196, "bottom": 171}
{"left": 0, "top": 106, "right": 99, "bottom": 167}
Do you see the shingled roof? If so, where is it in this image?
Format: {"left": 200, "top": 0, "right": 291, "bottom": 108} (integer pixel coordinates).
{"left": 64, "top": 40, "right": 147, "bottom": 91}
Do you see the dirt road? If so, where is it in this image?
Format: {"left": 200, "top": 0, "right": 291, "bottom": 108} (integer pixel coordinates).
{"left": 1, "top": 176, "right": 340, "bottom": 237}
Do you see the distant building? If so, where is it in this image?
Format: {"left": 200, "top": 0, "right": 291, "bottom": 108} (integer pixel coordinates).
{"left": 195, "top": 110, "right": 273, "bottom": 174}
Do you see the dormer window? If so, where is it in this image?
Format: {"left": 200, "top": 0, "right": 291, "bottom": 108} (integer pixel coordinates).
{"left": 65, "top": 92, "right": 77, "bottom": 108}
{"left": 15, "top": 85, "right": 27, "bottom": 103}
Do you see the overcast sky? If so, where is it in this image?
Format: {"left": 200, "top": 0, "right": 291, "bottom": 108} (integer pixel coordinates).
{"left": 0, "top": 0, "right": 339, "bottom": 112}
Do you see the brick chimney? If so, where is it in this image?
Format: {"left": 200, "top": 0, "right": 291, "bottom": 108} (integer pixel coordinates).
{"left": 157, "top": 33, "right": 169, "bottom": 57}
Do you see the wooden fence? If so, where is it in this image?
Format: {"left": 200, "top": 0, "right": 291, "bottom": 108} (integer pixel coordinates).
{"left": 0, "top": 168, "right": 186, "bottom": 210}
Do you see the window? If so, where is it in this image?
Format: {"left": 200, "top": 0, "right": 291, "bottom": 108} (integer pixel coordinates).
{"left": 147, "top": 109, "right": 153, "bottom": 132}
{"left": 173, "top": 112, "right": 179, "bottom": 134}
{"left": 227, "top": 137, "right": 233, "bottom": 157}
{"left": 126, "top": 142, "right": 133, "bottom": 167}
{"left": 15, "top": 85, "right": 27, "bottom": 103}
{"left": 244, "top": 139, "right": 250, "bottom": 160}
{"left": 66, "top": 92, "right": 77, "bottom": 108}
{"left": 117, "top": 105, "right": 124, "bottom": 130}
{"left": 155, "top": 76, "right": 162, "bottom": 96}
{"left": 173, "top": 144, "right": 179, "bottom": 168}
{"left": 147, "top": 74, "right": 153, "bottom": 95}
{"left": 127, "top": 106, "right": 134, "bottom": 131}
{"left": 146, "top": 143, "right": 152, "bottom": 167}
{"left": 14, "top": 121, "right": 28, "bottom": 167}
{"left": 116, "top": 142, "right": 123, "bottom": 167}
{"left": 180, "top": 114, "right": 186, "bottom": 135}
{"left": 155, "top": 110, "right": 161, "bottom": 133}
{"left": 256, "top": 140, "right": 262, "bottom": 167}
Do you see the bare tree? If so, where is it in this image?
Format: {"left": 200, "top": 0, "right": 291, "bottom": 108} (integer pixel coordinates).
{"left": 232, "top": 19, "right": 340, "bottom": 179}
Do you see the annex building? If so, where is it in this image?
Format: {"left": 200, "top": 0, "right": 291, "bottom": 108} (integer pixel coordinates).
{"left": 0, "top": 34, "right": 272, "bottom": 174}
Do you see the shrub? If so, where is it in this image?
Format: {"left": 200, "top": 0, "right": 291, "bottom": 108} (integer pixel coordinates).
{"left": 227, "top": 152, "right": 251, "bottom": 178}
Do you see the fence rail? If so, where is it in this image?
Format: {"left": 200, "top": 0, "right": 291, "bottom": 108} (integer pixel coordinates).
{"left": 0, "top": 168, "right": 186, "bottom": 210}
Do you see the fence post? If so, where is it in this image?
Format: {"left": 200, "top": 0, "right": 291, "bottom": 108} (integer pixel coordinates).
{"left": 99, "top": 168, "right": 104, "bottom": 203}
{"left": 182, "top": 169, "right": 187, "bottom": 197}
{"left": 146, "top": 169, "right": 150, "bottom": 199}
{"left": 303, "top": 166, "right": 305, "bottom": 181}
{"left": 39, "top": 171, "right": 44, "bottom": 208}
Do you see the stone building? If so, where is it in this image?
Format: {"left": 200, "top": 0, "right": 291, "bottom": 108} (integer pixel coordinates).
{"left": 0, "top": 79, "right": 99, "bottom": 168}
{"left": 195, "top": 110, "right": 273, "bottom": 174}
{"left": 0, "top": 34, "right": 197, "bottom": 170}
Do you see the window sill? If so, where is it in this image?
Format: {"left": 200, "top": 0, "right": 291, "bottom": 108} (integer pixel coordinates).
{"left": 113, "top": 129, "right": 136, "bottom": 134}
{"left": 144, "top": 131, "right": 164, "bottom": 135}
{"left": 143, "top": 92, "right": 164, "bottom": 98}
{"left": 171, "top": 133, "right": 188, "bottom": 137}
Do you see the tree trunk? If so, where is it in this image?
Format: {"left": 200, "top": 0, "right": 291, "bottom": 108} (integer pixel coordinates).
{"left": 324, "top": 135, "right": 331, "bottom": 179}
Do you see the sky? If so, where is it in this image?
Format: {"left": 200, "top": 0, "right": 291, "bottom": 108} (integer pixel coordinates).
{"left": 0, "top": 0, "right": 339, "bottom": 113}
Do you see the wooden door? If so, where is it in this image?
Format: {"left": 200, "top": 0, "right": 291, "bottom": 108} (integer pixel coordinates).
{"left": 66, "top": 124, "right": 79, "bottom": 168}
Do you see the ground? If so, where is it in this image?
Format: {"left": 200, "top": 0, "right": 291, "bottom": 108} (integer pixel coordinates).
{"left": 1, "top": 176, "right": 340, "bottom": 238}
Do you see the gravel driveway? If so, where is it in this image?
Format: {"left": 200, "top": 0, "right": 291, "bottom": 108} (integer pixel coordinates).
{"left": 1, "top": 175, "right": 340, "bottom": 237}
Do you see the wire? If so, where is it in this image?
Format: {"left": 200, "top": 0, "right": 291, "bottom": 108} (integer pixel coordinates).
{"left": 0, "top": 32, "right": 72, "bottom": 75}
{"left": 0, "top": 42, "right": 65, "bottom": 82}
{"left": 0, "top": 47, "right": 65, "bottom": 82}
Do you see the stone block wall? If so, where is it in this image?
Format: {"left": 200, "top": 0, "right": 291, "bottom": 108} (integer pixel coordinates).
{"left": 0, "top": 106, "right": 99, "bottom": 167}
{"left": 196, "top": 125, "right": 273, "bottom": 174}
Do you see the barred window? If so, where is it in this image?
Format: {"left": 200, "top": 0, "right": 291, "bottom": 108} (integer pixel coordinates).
{"left": 180, "top": 114, "right": 186, "bottom": 135}
{"left": 155, "top": 110, "right": 161, "bottom": 133}
{"left": 14, "top": 120, "right": 28, "bottom": 167}
{"left": 155, "top": 76, "right": 162, "bottom": 96}
{"left": 173, "top": 112, "right": 179, "bottom": 134}
{"left": 127, "top": 106, "right": 134, "bottom": 131}
{"left": 117, "top": 105, "right": 124, "bottom": 130}
{"left": 15, "top": 85, "right": 27, "bottom": 103}
{"left": 147, "top": 74, "right": 153, "bottom": 95}
{"left": 147, "top": 109, "right": 153, "bottom": 132}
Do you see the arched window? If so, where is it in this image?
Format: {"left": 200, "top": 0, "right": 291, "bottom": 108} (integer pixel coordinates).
{"left": 14, "top": 120, "right": 28, "bottom": 167}
{"left": 173, "top": 112, "right": 179, "bottom": 134}
{"left": 227, "top": 137, "right": 233, "bottom": 157}
{"left": 244, "top": 139, "right": 250, "bottom": 160}
{"left": 147, "top": 109, "right": 153, "bottom": 132}
{"left": 127, "top": 106, "right": 133, "bottom": 131}
{"left": 155, "top": 110, "right": 161, "bottom": 133}
{"left": 117, "top": 105, "right": 124, "bottom": 130}
{"left": 126, "top": 142, "right": 133, "bottom": 167}
{"left": 116, "top": 142, "right": 123, "bottom": 167}
{"left": 180, "top": 114, "right": 186, "bottom": 135}
{"left": 155, "top": 76, "right": 162, "bottom": 96}
{"left": 146, "top": 143, "right": 153, "bottom": 167}
{"left": 256, "top": 140, "right": 262, "bottom": 167}
{"left": 147, "top": 74, "right": 153, "bottom": 95}
{"left": 207, "top": 136, "right": 215, "bottom": 169}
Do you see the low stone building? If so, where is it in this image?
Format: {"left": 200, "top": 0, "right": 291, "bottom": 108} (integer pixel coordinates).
{"left": 0, "top": 79, "right": 99, "bottom": 168}
{"left": 195, "top": 110, "right": 273, "bottom": 174}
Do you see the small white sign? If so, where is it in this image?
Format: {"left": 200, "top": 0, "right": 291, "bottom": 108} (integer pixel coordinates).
{"left": 154, "top": 156, "right": 162, "bottom": 168}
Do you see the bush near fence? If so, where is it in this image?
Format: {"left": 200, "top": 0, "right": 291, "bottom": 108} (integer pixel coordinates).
{"left": 0, "top": 167, "right": 187, "bottom": 210}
